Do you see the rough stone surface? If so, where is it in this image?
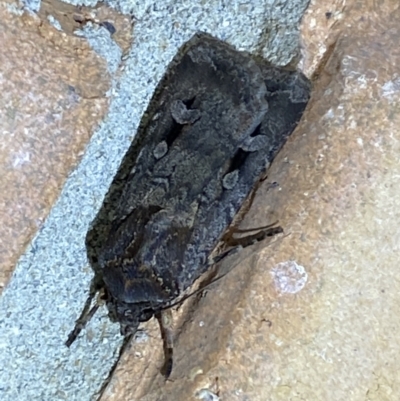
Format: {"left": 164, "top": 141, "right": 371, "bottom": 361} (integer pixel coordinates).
{"left": 100, "top": 1, "right": 400, "bottom": 400}
{"left": 0, "top": 1, "right": 310, "bottom": 400}
{"left": 3, "top": 0, "right": 399, "bottom": 400}
{"left": 0, "top": 1, "right": 111, "bottom": 291}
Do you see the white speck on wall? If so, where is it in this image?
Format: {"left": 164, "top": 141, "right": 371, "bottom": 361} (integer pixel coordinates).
{"left": 47, "top": 15, "right": 63, "bottom": 31}
{"left": 134, "top": 331, "right": 149, "bottom": 343}
{"left": 11, "top": 150, "right": 30, "bottom": 168}
{"left": 381, "top": 76, "right": 400, "bottom": 100}
{"left": 196, "top": 388, "right": 220, "bottom": 401}
{"left": 271, "top": 260, "right": 307, "bottom": 294}
{"left": 324, "top": 108, "right": 335, "bottom": 119}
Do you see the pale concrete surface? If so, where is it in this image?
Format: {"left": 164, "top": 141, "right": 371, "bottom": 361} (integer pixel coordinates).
{"left": 0, "top": 1, "right": 112, "bottom": 291}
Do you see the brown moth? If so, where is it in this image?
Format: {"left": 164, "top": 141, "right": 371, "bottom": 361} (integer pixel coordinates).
{"left": 67, "top": 32, "right": 311, "bottom": 377}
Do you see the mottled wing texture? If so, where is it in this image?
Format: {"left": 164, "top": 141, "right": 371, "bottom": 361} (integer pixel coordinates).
{"left": 85, "top": 33, "right": 311, "bottom": 306}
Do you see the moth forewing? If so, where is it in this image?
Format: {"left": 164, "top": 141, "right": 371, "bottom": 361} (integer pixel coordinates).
{"left": 67, "top": 32, "right": 311, "bottom": 379}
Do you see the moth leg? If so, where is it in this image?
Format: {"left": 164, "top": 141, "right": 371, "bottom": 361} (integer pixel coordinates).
{"left": 161, "top": 224, "right": 285, "bottom": 329}
{"left": 226, "top": 222, "right": 283, "bottom": 249}
{"left": 155, "top": 310, "right": 174, "bottom": 378}
{"left": 65, "top": 285, "right": 103, "bottom": 347}
{"left": 211, "top": 246, "right": 243, "bottom": 265}
{"left": 210, "top": 223, "right": 283, "bottom": 267}
{"left": 232, "top": 221, "right": 279, "bottom": 234}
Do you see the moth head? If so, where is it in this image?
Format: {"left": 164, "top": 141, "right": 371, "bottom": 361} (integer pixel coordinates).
{"left": 105, "top": 292, "right": 154, "bottom": 336}
{"left": 102, "top": 258, "right": 176, "bottom": 337}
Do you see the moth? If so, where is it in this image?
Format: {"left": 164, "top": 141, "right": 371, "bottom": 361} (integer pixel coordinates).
{"left": 66, "top": 32, "right": 311, "bottom": 377}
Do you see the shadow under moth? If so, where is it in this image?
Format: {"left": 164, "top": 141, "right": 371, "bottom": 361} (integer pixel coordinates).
{"left": 67, "top": 32, "right": 311, "bottom": 378}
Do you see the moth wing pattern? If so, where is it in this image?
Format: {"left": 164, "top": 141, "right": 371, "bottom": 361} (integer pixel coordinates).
{"left": 78, "top": 32, "right": 310, "bottom": 349}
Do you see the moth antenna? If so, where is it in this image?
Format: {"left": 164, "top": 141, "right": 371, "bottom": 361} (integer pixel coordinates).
{"left": 65, "top": 288, "right": 104, "bottom": 347}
